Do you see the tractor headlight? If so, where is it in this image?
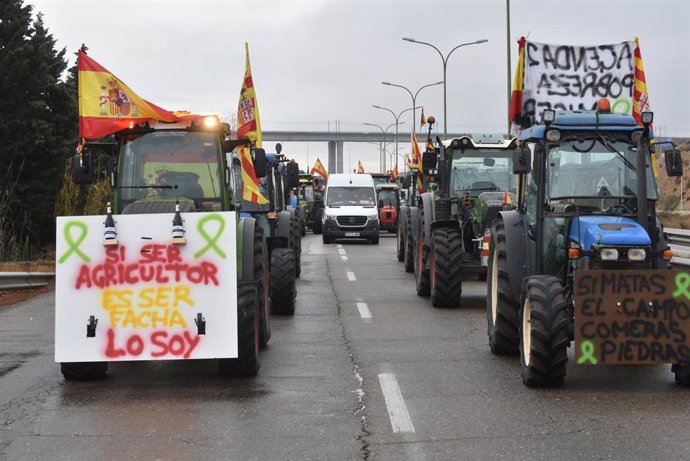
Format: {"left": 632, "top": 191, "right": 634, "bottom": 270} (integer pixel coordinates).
{"left": 627, "top": 248, "right": 646, "bottom": 261}
{"left": 631, "top": 130, "right": 643, "bottom": 144}
{"left": 599, "top": 248, "right": 619, "bottom": 261}
{"left": 546, "top": 129, "right": 561, "bottom": 142}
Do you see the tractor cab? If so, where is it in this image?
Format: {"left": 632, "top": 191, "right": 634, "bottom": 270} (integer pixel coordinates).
{"left": 376, "top": 183, "right": 400, "bottom": 233}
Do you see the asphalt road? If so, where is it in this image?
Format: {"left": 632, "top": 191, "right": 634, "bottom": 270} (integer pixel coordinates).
{"left": 1, "top": 233, "right": 690, "bottom": 460}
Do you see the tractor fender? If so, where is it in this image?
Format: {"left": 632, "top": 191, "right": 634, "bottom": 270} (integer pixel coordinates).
{"left": 276, "top": 211, "right": 293, "bottom": 248}
{"left": 419, "top": 192, "right": 434, "bottom": 249}
{"left": 240, "top": 217, "right": 257, "bottom": 283}
{"left": 497, "top": 209, "right": 527, "bottom": 301}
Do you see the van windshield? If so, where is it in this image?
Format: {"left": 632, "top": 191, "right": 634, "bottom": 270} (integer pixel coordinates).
{"left": 327, "top": 186, "right": 376, "bottom": 206}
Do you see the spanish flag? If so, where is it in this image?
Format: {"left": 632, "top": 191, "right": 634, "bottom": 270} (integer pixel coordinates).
{"left": 420, "top": 108, "right": 426, "bottom": 129}
{"left": 509, "top": 37, "right": 526, "bottom": 136}
{"left": 77, "top": 50, "right": 182, "bottom": 140}
{"left": 632, "top": 37, "right": 652, "bottom": 128}
{"left": 357, "top": 161, "right": 365, "bottom": 174}
{"left": 238, "top": 146, "right": 268, "bottom": 204}
{"left": 310, "top": 158, "right": 329, "bottom": 179}
{"left": 236, "top": 42, "right": 262, "bottom": 146}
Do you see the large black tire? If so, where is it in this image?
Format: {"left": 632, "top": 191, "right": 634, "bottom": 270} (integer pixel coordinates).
{"left": 254, "top": 226, "right": 270, "bottom": 350}
{"left": 414, "top": 206, "right": 430, "bottom": 296}
{"left": 519, "top": 276, "right": 569, "bottom": 387}
{"left": 396, "top": 214, "right": 405, "bottom": 262}
{"left": 290, "top": 213, "right": 302, "bottom": 278}
{"left": 672, "top": 362, "right": 690, "bottom": 386}
{"left": 270, "top": 248, "right": 297, "bottom": 315}
{"left": 312, "top": 206, "right": 324, "bottom": 234}
{"left": 61, "top": 362, "right": 107, "bottom": 380}
{"left": 403, "top": 210, "right": 415, "bottom": 273}
{"left": 322, "top": 233, "right": 332, "bottom": 244}
{"left": 370, "top": 235, "right": 379, "bottom": 245}
{"left": 487, "top": 218, "right": 520, "bottom": 355}
{"left": 430, "top": 228, "right": 463, "bottom": 308}
{"left": 218, "top": 281, "right": 259, "bottom": 377}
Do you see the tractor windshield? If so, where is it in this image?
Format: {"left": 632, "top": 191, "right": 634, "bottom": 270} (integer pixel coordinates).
{"left": 451, "top": 150, "right": 516, "bottom": 197}
{"left": 546, "top": 139, "right": 657, "bottom": 201}
{"left": 119, "top": 131, "right": 223, "bottom": 210}
{"left": 377, "top": 189, "right": 398, "bottom": 207}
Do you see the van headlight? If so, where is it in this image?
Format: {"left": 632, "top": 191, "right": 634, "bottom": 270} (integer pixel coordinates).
{"left": 627, "top": 248, "right": 646, "bottom": 261}
{"left": 599, "top": 248, "right": 619, "bottom": 261}
{"left": 324, "top": 213, "right": 335, "bottom": 221}
{"left": 368, "top": 214, "right": 379, "bottom": 222}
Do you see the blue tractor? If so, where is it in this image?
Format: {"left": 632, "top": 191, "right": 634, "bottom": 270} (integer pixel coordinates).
{"left": 486, "top": 103, "right": 689, "bottom": 387}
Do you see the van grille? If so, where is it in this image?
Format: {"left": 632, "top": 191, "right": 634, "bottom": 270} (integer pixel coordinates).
{"left": 337, "top": 216, "right": 367, "bottom": 227}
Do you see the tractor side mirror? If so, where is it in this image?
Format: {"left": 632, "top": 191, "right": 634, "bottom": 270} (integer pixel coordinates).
{"left": 286, "top": 162, "right": 300, "bottom": 188}
{"left": 253, "top": 148, "right": 268, "bottom": 178}
{"left": 665, "top": 149, "right": 683, "bottom": 177}
{"left": 422, "top": 150, "right": 437, "bottom": 172}
{"left": 513, "top": 146, "right": 532, "bottom": 174}
{"left": 72, "top": 153, "right": 94, "bottom": 184}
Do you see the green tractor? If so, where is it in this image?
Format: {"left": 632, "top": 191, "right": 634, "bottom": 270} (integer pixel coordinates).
{"left": 487, "top": 105, "right": 689, "bottom": 387}
{"left": 64, "top": 115, "right": 268, "bottom": 379}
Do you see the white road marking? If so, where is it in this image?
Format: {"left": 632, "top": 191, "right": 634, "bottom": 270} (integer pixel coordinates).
{"left": 337, "top": 244, "right": 344, "bottom": 250}
{"left": 347, "top": 271, "right": 356, "bottom": 281}
{"left": 378, "top": 373, "right": 415, "bottom": 434}
{"left": 356, "top": 302, "right": 372, "bottom": 319}
{"left": 341, "top": 255, "right": 348, "bottom": 261}
{"left": 338, "top": 248, "right": 347, "bottom": 255}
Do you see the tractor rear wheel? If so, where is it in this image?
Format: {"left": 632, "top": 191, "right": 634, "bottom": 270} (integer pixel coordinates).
{"left": 61, "top": 362, "right": 107, "bottom": 380}
{"left": 519, "top": 276, "right": 569, "bottom": 387}
{"left": 270, "top": 248, "right": 297, "bottom": 315}
{"left": 254, "top": 226, "right": 270, "bottom": 349}
{"left": 396, "top": 217, "right": 405, "bottom": 262}
{"left": 487, "top": 218, "right": 520, "bottom": 355}
{"left": 289, "top": 213, "right": 301, "bottom": 278}
{"left": 312, "top": 206, "right": 323, "bottom": 234}
{"left": 414, "top": 206, "right": 430, "bottom": 296}
{"left": 403, "top": 212, "right": 414, "bottom": 273}
{"left": 430, "top": 228, "right": 463, "bottom": 308}
{"left": 218, "top": 281, "right": 259, "bottom": 377}
{"left": 672, "top": 362, "right": 690, "bottom": 386}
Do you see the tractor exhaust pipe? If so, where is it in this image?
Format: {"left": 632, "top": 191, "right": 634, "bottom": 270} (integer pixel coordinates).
{"left": 636, "top": 119, "right": 652, "bottom": 235}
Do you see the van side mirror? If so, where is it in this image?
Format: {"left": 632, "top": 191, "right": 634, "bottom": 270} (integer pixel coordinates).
{"left": 253, "top": 148, "right": 268, "bottom": 178}
{"left": 665, "top": 149, "right": 683, "bottom": 177}
{"left": 72, "top": 153, "right": 94, "bottom": 184}
{"left": 513, "top": 146, "right": 531, "bottom": 174}
{"left": 286, "top": 162, "right": 300, "bottom": 188}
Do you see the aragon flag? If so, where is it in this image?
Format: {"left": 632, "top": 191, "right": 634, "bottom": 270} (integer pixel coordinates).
{"left": 77, "top": 50, "right": 182, "bottom": 140}
{"left": 311, "top": 158, "right": 329, "bottom": 179}
{"left": 508, "top": 36, "right": 526, "bottom": 137}
{"left": 632, "top": 37, "right": 652, "bottom": 127}
{"left": 236, "top": 43, "right": 268, "bottom": 205}
{"left": 411, "top": 131, "right": 423, "bottom": 194}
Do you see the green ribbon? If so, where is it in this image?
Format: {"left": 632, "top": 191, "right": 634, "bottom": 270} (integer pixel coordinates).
{"left": 194, "top": 214, "right": 227, "bottom": 259}
{"left": 577, "top": 340, "right": 598, "bottom": 365}
{"left": 58, "top": 221, "right": 91, "bottom": 264}
{"left": 673, "top": 272, "right": 690, "bottom": 300}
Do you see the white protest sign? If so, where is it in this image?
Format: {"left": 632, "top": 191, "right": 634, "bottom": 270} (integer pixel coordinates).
{"left": 521, "top": 41, "right": 635, "bottom": 124}
{"left": 55, "top": 212, "right": 238, "bottom": 363}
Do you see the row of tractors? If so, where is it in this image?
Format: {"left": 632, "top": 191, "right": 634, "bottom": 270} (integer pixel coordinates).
{"left": 395, "top": 108, "right": 690, "bottom": 387}
{"left": 63, "top": 116, "right": 304, "bottom": 379}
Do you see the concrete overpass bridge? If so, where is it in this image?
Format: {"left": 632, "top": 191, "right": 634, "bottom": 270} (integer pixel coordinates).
{"left": 261, "top": 130, "right": 467, "bottom": 173}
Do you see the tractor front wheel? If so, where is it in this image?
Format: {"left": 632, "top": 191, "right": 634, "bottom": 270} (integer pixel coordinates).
{"left": 519, "top": 276, "right": 569, "bottom": 387}
{"left": 672, "top": 362, "right": 690, "bottom": 386}
{"left": 430, "top": 227, "right": 463, "bottom": 308}
{"left": 270, "top": 248, "right": 297, "bottom": 315}
{"left": 414, "top": 207, "right": 430, "bottom": 297}
{"left": 61, "top": 362, "right": 107, "bottom": 380}
{"left": 218, "top": 281, "right": 259, "bottom": 377}
{"left": 312, "top": 207, "right": 323, "bottom": 234}
{"left": 396, "top": 219, "right": 405, "bottom": 262}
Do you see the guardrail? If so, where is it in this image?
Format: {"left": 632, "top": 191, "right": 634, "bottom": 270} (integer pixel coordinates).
{"left": 0, "top": 272, "right": 54, "bottom": 290}
{"left": 666, "top": 228, "right": 690, "bottom": 267}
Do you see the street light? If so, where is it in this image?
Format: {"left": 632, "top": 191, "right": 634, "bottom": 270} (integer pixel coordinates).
{"left": 402, "top": 37, "right": 488, "bottom": 138}
{"left": 372, "top": 104, "right": 421, "bottom": 173}
{"left": 363, "top": 121, "right": 404, "bottom": 172}
{"left": 381, "top": 81, "right": 442, "bottom": 142}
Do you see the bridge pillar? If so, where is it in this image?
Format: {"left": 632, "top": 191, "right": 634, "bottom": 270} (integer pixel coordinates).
{"left": 336, "top": 141, "right": 343, "bottom": 174}
{"left": 328, "top": 141, "right": 336, "bottom": 174}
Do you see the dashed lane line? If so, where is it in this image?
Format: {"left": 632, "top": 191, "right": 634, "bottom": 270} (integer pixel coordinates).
{"left": 338, "top": 248, "right": 347, "bottom": 255}
{"left": 356, "top": 302, "right": 372, "bottom": 319}
{"left": 347, "top": 271, "right": 356, "bottom": 281}
{"left": 378, "top": 373, "right": 415, "bottom": 434}
{"left": 341, "top": 255, "right": 348, "bottom": 261}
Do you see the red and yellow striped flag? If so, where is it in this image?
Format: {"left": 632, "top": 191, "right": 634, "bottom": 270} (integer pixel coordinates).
{"left": 357, "top": 161, "right": 365, "bottom": 174}
{"left": 238, "top": 146, "right": 268, "bottom": 204}
{"left": 509, "top": 37, "right": 526, "bottom": 136}
{"left": 77, "top": 50, "right": 182, "bottom": 140}
{"left": 632, "top": 37, "right": 652, "bottom": 127}
{"left": 411, "top": 131, "right": 423, "bottom": 194}
{"left": 310, "top": 158, "right": 329, "bottom": 179}
{"left": 236, "top": 43, "right": 262, "bottom": 146}
{"left": 391, "top": 161, "right": 399, "bottom": 180}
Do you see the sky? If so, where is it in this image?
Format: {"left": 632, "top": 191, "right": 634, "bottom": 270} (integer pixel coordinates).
{"left": 29, "top": 0, "right": 690, "bottom": 173}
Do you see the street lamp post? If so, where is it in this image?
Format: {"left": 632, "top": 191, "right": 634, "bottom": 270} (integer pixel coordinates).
{"left": 363, "top": 121, "right": 403, "bottom": 172}
{"left": 402, "top": 37, "right": 488, "bottom": 138}
{"left": 372, "top": 104, "right": 421, "bottom": 173}
{"left": 381, "top": 81, "right": 442, "bottom": 142}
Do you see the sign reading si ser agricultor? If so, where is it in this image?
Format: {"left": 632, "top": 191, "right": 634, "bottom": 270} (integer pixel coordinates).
{"left": 574, "top": 270, "right": 690, "bottom": 365}
{"left": 55, "top": 212, "right": 237, "bottom": 363}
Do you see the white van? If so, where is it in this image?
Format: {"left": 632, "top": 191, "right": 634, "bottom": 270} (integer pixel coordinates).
{"left": 322, "top": 173, "right": 379, "bottom": 244}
